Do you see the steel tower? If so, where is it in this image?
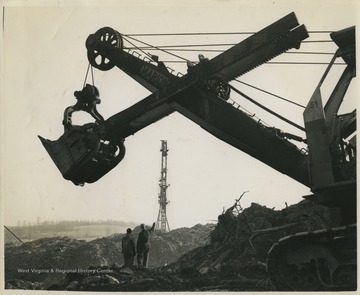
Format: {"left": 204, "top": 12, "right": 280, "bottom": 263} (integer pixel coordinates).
{"left": 156, "top": 140, "right": 170, "bottom": 232}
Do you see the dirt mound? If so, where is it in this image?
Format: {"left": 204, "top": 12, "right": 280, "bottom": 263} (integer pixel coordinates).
{"left": 5, "top": 200, "right": 342, "bottom": 291}
{"left": 4, "top": 223, "right": 213, "bottom": 289}
{"left": 167, "top": 200, "right": 342, "bottom": 282}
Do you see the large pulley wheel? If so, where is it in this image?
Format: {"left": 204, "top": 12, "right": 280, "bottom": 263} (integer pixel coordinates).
{"left": 86, "top": 27, "right": 123, "bottom": 71}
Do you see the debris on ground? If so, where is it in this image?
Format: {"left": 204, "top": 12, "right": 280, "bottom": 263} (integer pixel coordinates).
{"left": 5, "top": 200, "right": 342, "bottom": 291}
{"left": 5, "top": 223, "right": 214, "bottom": 290}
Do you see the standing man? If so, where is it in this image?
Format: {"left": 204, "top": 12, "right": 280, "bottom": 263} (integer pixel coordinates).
{"left": 121, "top": 228, "right": 136, "bottom": 268}
{"left": 136, "top": 222, "right": 155, "bottom": 268}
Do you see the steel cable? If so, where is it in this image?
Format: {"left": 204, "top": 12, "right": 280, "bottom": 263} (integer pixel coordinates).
{"left": 126, "top": 30, "right": 334, "bottom": 37}
{"left": 4, "top": 225, "right": 58, "bottom": 269}
{"left": 115, "top": 30, "right": 338, "bottom": 122}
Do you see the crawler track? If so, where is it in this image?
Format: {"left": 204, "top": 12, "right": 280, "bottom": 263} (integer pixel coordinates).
{"left": 267, "top": 224, "right": 357, "bottom": 291}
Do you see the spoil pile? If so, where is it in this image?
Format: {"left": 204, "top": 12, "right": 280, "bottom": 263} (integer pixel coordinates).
{"left": 5, "top": 223, "right": 214, "bottom": 289}
{"left": 5, "top": 200, "right": 342, "bottom": 291}
{"left": 164, "top": 200, "right": 342, "bottom": 290}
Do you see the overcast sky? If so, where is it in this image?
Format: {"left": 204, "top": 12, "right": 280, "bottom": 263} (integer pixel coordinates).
{"left": 1, "top": 0, "right": 359, "bottom": 230}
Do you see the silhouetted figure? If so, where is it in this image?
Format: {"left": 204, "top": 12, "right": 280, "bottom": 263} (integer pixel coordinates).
{"left": 122, "top": 228, "right": 136, "bottom": 268}
{"left": 136, "top": 222, "right": 155, "bottom": 268}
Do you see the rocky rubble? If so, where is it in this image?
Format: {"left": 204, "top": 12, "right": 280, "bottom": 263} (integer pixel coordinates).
{"left": 169, "top": 200, "right": 342, "bottom": 280}
{"left": 5, "top": 200, "right": 343, "bottom": 291}
{"left": 5, "top": 223, "right": 214, "bottom": 290}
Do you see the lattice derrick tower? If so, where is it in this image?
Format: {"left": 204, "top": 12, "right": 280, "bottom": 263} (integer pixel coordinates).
{"left": 156, "top": 140, "right": 170, "bottom": 232}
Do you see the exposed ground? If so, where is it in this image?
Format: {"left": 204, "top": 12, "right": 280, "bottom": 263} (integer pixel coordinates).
{"left": 5, "top": 200, "right": 343, "bottom": 291}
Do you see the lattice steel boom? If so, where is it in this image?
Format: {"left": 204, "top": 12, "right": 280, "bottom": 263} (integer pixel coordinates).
{"left": 156, "top": 140, "right": 170, "bottom": 232}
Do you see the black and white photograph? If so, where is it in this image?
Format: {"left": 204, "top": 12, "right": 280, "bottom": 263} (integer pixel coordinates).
{"left": 1, "top": 0, "right": 358, "bottom": 293}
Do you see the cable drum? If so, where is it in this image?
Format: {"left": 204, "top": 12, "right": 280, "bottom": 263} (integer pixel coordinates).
{"left": 86, "top": 27, "right": 123, "bottom": 71}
